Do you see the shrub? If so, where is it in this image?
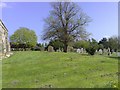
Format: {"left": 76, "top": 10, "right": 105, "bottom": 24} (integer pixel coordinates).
{"left": 86, "top": 38, "right": 98, "bottom": 55}
{"left": 86, "top": 46, "right": 96, "bottom": 55}
{"left": 31, "top": 46, "right": 40, "bottom": 51}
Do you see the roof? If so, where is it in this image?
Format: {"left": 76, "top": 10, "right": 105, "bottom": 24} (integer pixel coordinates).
{"left": 0, "top": 19, "right": 8, "bottom": 32}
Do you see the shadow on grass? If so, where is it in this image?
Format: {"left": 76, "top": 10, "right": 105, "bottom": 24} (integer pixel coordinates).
{"left": 108, "top": 56, "right": 120, "bottom": 60}
{"left": 80, "top": 54, "right": 89, "bottom": 56}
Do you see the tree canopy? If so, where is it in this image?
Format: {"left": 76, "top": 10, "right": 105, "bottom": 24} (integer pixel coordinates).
{"left": 10, "top": 27, "right": 37, "bottom": 50}
{"left": 108, "top": 36, "right": 119, "bottom": 52}
{"left": 42, "top": 2, "right": 91, "bottom": 52}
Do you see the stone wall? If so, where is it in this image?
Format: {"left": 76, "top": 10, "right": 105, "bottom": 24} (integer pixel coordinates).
{"left": 0, "top": 20, "right": 11, "bottom": 58}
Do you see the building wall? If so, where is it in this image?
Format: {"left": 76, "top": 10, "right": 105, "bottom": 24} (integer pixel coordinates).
{"left": 0, "top": 20, "right": 10, "bottom": 56}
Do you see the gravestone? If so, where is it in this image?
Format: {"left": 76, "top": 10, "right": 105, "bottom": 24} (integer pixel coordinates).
{"left": 96, "top": 50, "right": 98, "bottom": 53}
{"left": 67, "top": 46, "right": 73, "bottom": 52}
{"left": 103, "top": 48, "right": 108, "bottom": 55}
{"left": 77, "top": 48, "right": 81, "bottom": 53}
{"left": 57, "top": 48, "right": 61, "bottom": 52}
{"left": 107, "top": 47, "right": 111, "bottom": 56}
{"left": 117, "top": 52, "right": 120, "bottom": 57}
{"left": 83, "top": 49, "right": 86, "bottom": 53}
{"left": 48, "top": 46, "right": 54, "bottom": 52}
{"left": 81, "top": 48, "right": 84, "bottom": 54}
{"left": 99, "top": 49, "right": 103, "bottom": 55}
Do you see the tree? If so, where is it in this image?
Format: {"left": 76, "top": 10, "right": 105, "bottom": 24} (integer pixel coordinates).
{"left": 49, "top": 39, "right": 64, "bottom": 51}
{"left": 73, "top": 40, "right": 89, "bottom": 49}
{"left": 98, "top": 38, "right": 109, "bottom": 49}
{"left": 98, "top": 44, "right": 104, "bottom": 50}
{"left": 108, "top": 36, "right": 118, "bottom": 52}
{"left": 118, "top": 36, "right": 120, "bottom": 51}
{"left": 86, "top": 38, "right": 98, "bottom": 55}
{"left": 10, "top": 27, "right": 37, "bottom": 50}
{"left": 42, "top": 2, "right": 91, "bottom": 52}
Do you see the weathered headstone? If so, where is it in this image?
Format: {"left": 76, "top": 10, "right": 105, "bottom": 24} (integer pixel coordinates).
{"left": 99, "top": 49, "right": 103, "bottom": 55}
{"left": 67, "top": 46, "right": 73, "bottom": 52}
{"left": 77, "top": 48, "right": 81, "bottom": 53}
{"left": 81, "top": 48, "right": 84, "bottom": 54}
{"left": 117, "top": 52, "right": 120, "bottom": 57}
{"left": 96, "top": 50, "right": 98, "bottom": 53}
{"left": 57, "top": 48, "right": 61, "bottom": 52}
{"left": 103, "top": 48, "right": 108, "bottom": 55}
{"left": 48, "top": 46, "right": 54, "bottom": 52}
{"left": 83, "top": 48, "right": 86, "bottom": 53}
{"left": 107, "top": 47, "right": 111, "bottom": 56}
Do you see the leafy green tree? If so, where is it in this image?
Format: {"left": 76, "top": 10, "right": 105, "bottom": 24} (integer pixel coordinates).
{"left": 10, "top": 27, "right": 37, "bottom": 50}
{"left": 91, "top": 38, "right": 99, "bottom": 50}
{"left": 98, "top": 44, "right": 104, "bottom": 50}
{"left": 49, "top": 39, "right": 64, "bottom": 51}
{"left": 118, "top": 36, "right": 120, "bottom": 51}
{"left": 108, "top": 36, "right": 118, "bottom": 52}
{"left": 86, "top": 38, "right": 98, "bottom": 55}
{"left": 98, "top": 38, "right": 109, "bottom": 49}
{"left": 42, "top": 2, "right": 91, "bottom": 52}
{"left": 73, "top": 40, "right": 89, "bottom": 49}
{"left": 31, "top": 43, "right": 45, "bottom": 51}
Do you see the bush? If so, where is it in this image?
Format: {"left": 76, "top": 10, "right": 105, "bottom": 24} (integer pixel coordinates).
{"left": 31, "top": 46, "right": 40, "bottom": 51}
{"left": 48, "top": 46, "right": 54, "bottom": 52}
{"left": 86, "top": 38, "right": 98, "bottom": 55}
{"left": 73, "top": 40, "right": 89, "bottom": 49}
{"left": 86, "top": 47, "right": 96, "bottom": 55}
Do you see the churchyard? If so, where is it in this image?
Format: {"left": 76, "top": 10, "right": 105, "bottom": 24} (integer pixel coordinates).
{"left": 1, "top": 2, "right": 120, "bottom": 89}
{"left": 2, "top": 51, "right": 119, "bottom": 88}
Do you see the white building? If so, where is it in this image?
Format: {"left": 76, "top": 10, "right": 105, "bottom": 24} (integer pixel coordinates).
{"left": 0, "top": 20, "right": 11, "bottom": 58}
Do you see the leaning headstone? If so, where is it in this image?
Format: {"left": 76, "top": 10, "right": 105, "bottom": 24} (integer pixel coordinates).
{"left": 48, "top": 46, "right": 54, "bottom": 52}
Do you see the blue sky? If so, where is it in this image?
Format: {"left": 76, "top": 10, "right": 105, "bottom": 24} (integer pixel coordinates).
{"left": 0, "top": 2, "right": 118, "bottom": 43}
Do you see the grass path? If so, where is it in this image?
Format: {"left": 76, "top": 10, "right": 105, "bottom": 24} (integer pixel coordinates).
{"left": 2, "top": 51, "right": 118, "bottom": 88}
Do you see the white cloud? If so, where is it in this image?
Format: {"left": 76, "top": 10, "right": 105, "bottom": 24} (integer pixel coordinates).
{"left": 0, "top": 2, "right": 7, "bottom": 8}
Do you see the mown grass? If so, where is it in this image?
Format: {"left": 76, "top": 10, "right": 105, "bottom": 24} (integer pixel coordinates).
{"left": 2, "top": 51, "right": 118, "bottom": 88}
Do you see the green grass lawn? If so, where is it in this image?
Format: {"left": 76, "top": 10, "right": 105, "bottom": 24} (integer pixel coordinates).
{"left": 2, "top": 51, "right": 118, "bottom": 88}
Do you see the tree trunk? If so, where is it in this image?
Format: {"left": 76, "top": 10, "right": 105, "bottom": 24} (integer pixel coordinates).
{"left": 63, "top": 43, "right": 68, "bottom": 53}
